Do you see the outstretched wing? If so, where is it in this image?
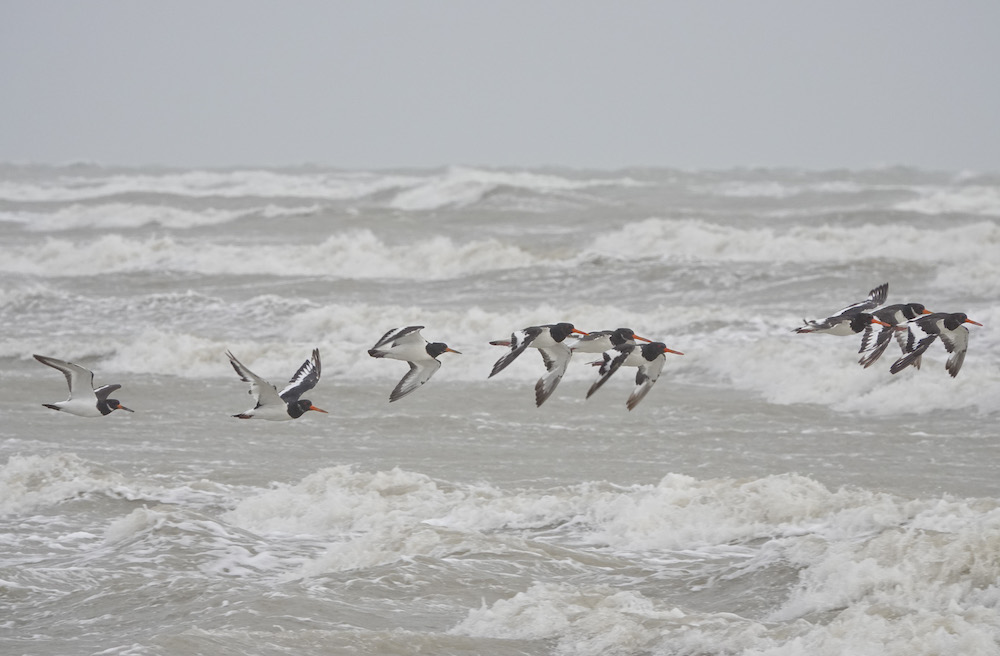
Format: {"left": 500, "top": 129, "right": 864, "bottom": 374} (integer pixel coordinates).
{"left": 858, "top": 326, "right": 893, "bottom": 368}
{"left": 389, "top": 359, "right": 442, "bottom": 402}
{"left": 489, "top": 327, "right": 541, "bottom": 377}
{"left": 586, "top": 345, "right": 632, "bottom": 398}
{"left": 938, "top": 325, "right": 969, "bottom": 378}
{"left": 371, "top": 326, "right": 424, "bottom": 351}
{"left": 34, "top": 354, "right": 96, "bottom": 400}
{"left": 832, "top": 282, "right": 889, "bottom": 319}
{"left": 627, "top": 355, "right": 666, "bottom": 411}
{"left": 889, "top": 332, "right": 937, "bottom": 375}
{"left": 534, "top": 343, "right": 573, "bottom": 407}
{"left": 94, "top": 384, "right": 122, "bottom": 402}
{"left": 226, "top": 350, "right": 283, "bottom": 409}
{"left": 279, "top": 348, "right": 321, "bottom": 402}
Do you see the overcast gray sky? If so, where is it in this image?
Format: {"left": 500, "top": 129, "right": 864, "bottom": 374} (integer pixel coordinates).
{"left": 2, "top": 1, "right": 999, "bottom": 171}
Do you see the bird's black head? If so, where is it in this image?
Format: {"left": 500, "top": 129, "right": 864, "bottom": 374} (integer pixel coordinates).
{"left": 907, "top": 303, "right": 927, "bottom": 315}
{"left": 287, "top": 399, "right": 328, "bottom": 419}
{"left": 850, "top": 313, "right": 876, "bottom": 333}
{"left": 550, "top": 322, "right": 580, "bottom": 342}
{"left": 610, "top": 328, "right": 635, "bottom": 346}
{"left": 640, "top": 341, "right": 684, "bottom": 359}
{"left": 640, "top": 342, "right": 667, "bottom": 360}
{"left": 941, "top": 312, "right": 983, "bottom": 330}
{"left": 427, "top": 342, "right": 461, "bottom": 358}
{"left": 940, "top": 313, "right": 967, "bottom": 331}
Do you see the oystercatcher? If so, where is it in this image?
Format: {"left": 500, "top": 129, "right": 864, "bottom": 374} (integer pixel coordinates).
{"left": 569, "top": 327, "right": 651, "bottom": 353}
{"left": 890, "top": 312, "right": 983, "bottom": 377}
{"left": 368, "top": 326, "right": 460, "bottom": 402}
{"left": 34, "top": 354, "right": 134, "bottom": 417}
{"left": 794, "top": 282, "right": 890, "bottom": 335}
{"left": 858, "top": 302, "right": 932, "bottom": 368}
{"left": 586, "top": 342, "right": 684, "bottom": 410}
{"left": 489, "top": 322, "right": 588, "bottom": 406}
{"left": 227, "top": 348, "right": 327, "bottom": 420}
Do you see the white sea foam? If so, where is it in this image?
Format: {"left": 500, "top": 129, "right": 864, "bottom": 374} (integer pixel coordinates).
{"left": 0, "top": 203, "right": 320, "bottom": 231}
{"left": 388, "top": 166, "right": 640, "bottom": 211}
{"left": 224, "top": 466, "right": 899, "bottom": 575}
{"left": 444, "top": 474, "right": 1000, "bottom": 655}
{"left": 0, "top": 204, "right": 242, "bottom": 231}
{"left": 450, "top": 582, "right": 693, "bottom": 655}
{"left": 0, "top": 453, "right": 124, "bottom": 515}
{"left": 0, "top": 453, "right": 236, "bottom": 516}
{"left": 0, "top": 231, "right": 538, "bottom": 278}
{"left": 3, "top": 215, "right": 996, "bottom": 292}
{"left": 895, "top": 185, "right": 1000, "bottom": 216}
{"left": 0, "top": 166, "right": 640, "bottom": 207}
{"left": 582, "top": 217, "right": 1000, "bottom": 266}
{"left": 702, "top": 179, "right": 871, "bottom": 199}
{"left": 220, "top": 465, "right": 992, "bottom": 655}
{"left": 102, "top": 506, "right": 288, "bottom": 577}
{"left": 0, "top": 169, "right": 420, "bottom": 202}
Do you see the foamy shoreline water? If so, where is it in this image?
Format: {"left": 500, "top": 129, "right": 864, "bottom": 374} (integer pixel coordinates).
{"left": 2, "top": 165, "right": 998, "bottom": 655}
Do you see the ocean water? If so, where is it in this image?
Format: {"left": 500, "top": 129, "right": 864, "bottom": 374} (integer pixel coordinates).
{"left": 1, "top": 164, "right": 999, "bottom": 655}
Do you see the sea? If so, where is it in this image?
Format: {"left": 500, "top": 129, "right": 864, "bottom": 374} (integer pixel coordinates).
{"left": 1, "top": 164, "right": 998, "bottom": 655}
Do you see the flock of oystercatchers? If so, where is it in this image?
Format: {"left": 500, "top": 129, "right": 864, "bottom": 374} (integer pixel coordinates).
{"left": 32, "top": 282, "right": 981, "bottom": 420}
{"left": 792, "top": 282, "right": 983, "bottom": 378}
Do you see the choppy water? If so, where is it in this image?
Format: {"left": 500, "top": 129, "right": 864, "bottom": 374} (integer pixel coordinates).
{"left": 1, "top": 164, "right": 999, "bottom": 655}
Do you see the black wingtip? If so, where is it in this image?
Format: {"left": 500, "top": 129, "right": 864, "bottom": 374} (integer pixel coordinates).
{"left": 870, "top": 282, "right": 889, "bottom": 306}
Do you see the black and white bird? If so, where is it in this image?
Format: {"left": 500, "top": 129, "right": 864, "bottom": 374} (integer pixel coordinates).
{"left": 569, "top": 327, "right": 651, "bottom": 354}
{"left": 586, "top": 342, "right": 684, "bottom": 410}
{"left": 794, "top": 282, "right": 890, "bottom": 336}
{"left": 889, "top": 312, "right": 983, "bottom": 378}
{"left": 858, "top": 302, "right": 932, "bottom": 369}
{"left": 34, "top": 354, "right": 134, "bottom": 417}
{"left": 489, "top": 322, "right": 588, "bottom": 406}
{"left": 226, "top": 348, "right": 327, "bottom": 420}
{"left": 368, "top": 326, "right": 461, "bottom": 402}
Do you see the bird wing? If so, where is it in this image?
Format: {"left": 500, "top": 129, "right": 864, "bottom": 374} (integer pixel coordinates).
{"left": 858, "top": 326, "right": 893, "bottom": 368}
{"left": 279, "top": 348, "right": 321, "bottom": 403}
{"left": 938, "top": 325, "right": 970, "bottom": 378}
{"left": 534, "top": 342, "right": 573, "bottom": 406}
{"left": 389, "top": 359, "right": 441, "bottom": 402}
{"left": 831, "top": 282, "right": 889, "bottom": 319}
{"left": 889, "top": 327, "right": 938, "bottom": 375}
{"left": 371, "top": 326, "right": 424, "bottom": 351}
{"left": 34, "top": 354, "right": 96, "bottom": 400}
{"left": 94, "top": 384, "right": 122, "bottom": 402}
{"left": 226, "top": 350, "right": 284, "bottom": 408}
{"left": 586, "top": 345, "right": 632, "bottom": 398}
{"left": 626, "top": 354, "right": 666, "bottom": 411}
{"left": 489, "top": 327, "right": 540, "bottom": 377}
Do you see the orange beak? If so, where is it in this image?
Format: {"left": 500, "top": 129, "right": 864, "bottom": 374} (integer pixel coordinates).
{"left": 922, "top": 309, "right": 933, "bottom": 314}
{"left": 965, "top": 318, "right": 984, "bottom": 326}
{"left": 572, "top": 329, "right": 588, "bottom": 336}
{"left": 634, "top": 334, "right": 653, "bottom": 343}
{"left": 310, "top": 405, "right": 328, "bottom": 414}
{"left": 872, "top": 318, "right": 892, "bottom": 327}
{"left": 664, "top": 347, "right": 684, "bottom": 356}
{"left": 446, "top": 347, "right": 462, "bottom": 354}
